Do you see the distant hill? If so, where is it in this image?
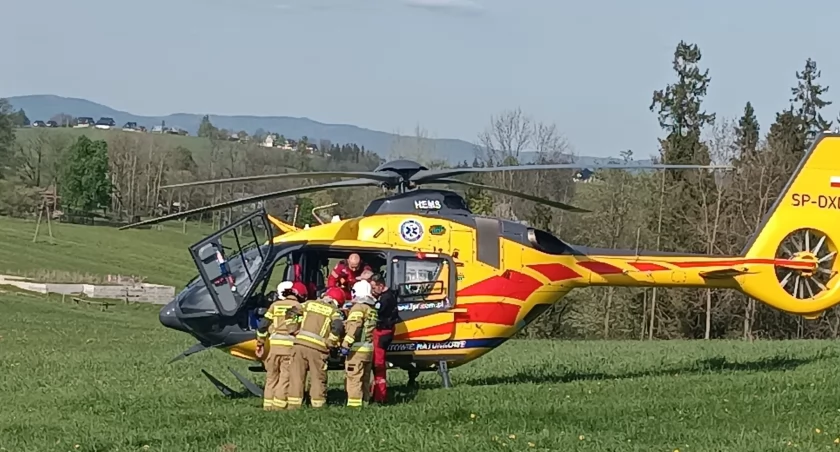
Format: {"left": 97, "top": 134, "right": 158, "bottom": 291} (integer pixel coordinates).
{"left": 7, "top": 94, "right": 652, "bottom": 166}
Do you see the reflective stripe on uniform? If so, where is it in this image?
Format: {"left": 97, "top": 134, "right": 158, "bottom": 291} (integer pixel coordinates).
{"left": 347, "top": 311, "right": 364, "bottom": 322}
{"left": 256, "top": 331, "right": 268, "bottom": 339}
{"left": 305, "top": 301, "right": 336, "bottom": 317}
{"left": 269, "top": 333, "right": 295, "bottom": 347}
{"left": 273, "top": 398, "right": 287, "bottom": 409}
{"left": 296, "top": 331, "right": 328, "bottom": 349}
{"left": 287, "top": 397, "right": 303, "bottom": 406}
{"left": 311, "top": 399, "right": 326, "bottom": 408}
{"left": 347, "top": 398, "right": 363, "bottom": 407}
{"left": 351, "top": 341, "right": 373, "bottom": 352}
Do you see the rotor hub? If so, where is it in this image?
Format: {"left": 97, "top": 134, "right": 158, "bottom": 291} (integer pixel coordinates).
{"left": 790, "top": 251, "right": 818, "bottom": 278}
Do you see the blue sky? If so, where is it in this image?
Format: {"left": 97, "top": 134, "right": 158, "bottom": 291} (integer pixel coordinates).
{"left": 5, "top": 0, "right": 840, "bottom": 158}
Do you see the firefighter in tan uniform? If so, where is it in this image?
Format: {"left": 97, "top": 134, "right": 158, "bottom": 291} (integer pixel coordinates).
{"left": 339, "top": 280, "right": 378, "bottom": 407}
{"left": 285, "top": 288, "right": 346, "bottom": 409}
{"left": 255, "top": 281, "right": 305, "bottom": 410}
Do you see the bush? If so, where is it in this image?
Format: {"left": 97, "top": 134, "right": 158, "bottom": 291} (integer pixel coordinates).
{"left": 0, "top": 180, "right": 41, "bottom": 217}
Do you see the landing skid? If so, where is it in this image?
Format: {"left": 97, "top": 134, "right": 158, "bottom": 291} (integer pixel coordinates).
{"left": 201, "top": 368, "right": 263, "bottom": 398}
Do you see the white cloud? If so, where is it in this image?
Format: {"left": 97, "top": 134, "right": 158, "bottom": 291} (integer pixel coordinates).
{"left": 402, "top": 0, "right": 484, "bottom": 14}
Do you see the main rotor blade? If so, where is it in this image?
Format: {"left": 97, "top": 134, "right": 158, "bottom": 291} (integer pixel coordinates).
{"left": 411, "top": 163, "right": 733, "bottom": 184}
{"left": 432, "top": 178, "right": 590, "bottom": 213}
{"left": 119, "top": 178, "right": 378, "bottom": 230}
{"left": 161, "top": 170, "right": 398, "bottom": 189}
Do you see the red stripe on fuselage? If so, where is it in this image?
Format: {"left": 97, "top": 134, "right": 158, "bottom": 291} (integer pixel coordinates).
{"left": 456, "top": 271, "right": 542, "bottom": 301}
{"left": 527, "top": 263, "right": 581, "bottom": 281}
{"left": 395, "top": 323, "right": 453, "bottom": 340}
{"left": 629, "top": 262, "right": 670, "bottom": 271}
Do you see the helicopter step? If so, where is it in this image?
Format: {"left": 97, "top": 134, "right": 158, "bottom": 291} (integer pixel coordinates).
{"left": 202, "top": 367, "right": 264, "bottom": 398}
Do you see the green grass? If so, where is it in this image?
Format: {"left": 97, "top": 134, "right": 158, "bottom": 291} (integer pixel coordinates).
{"left": 2, "top": 289, "right": 840, "bottom": 452}
{"left": 0, "top": 216, "right": 212, "bottom": 288}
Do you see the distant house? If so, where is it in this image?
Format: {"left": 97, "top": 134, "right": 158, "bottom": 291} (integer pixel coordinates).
{"left": 122, "top": 122, "right": 140, "bottom": 131}
{"left": 74, "top": 117, "right": 95, "bottom": 128}
{"left": 95, "top": 117, "right": 116, "bottom": 129}
{"left": 32, "top": 120, "right": 46, "bottom": 127}
{"left": 261, "top": 135, "right": 275, "bottom": 148}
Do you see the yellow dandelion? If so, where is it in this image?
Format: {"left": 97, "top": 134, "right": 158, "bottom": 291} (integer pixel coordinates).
{"left": 674, "top": 449, "right": 680, "bottom": 452}
{"left": 579, "top": 435, "right": 585, "bottom": 441}
{"left": 834, "top": 438, "right": 839, "bottom": 444}
{"left": 509, "top": 434, "right": 516, "bottom": 440}
{"left": 470, "top": 413, "right": 476, "bottom": 419}
{"left": 816, "top": 429, "right": 822, "bottom": 434}
{"left": 74, "top": 446, "right": 80, "bottom": 450}
{"left": 528, "top": 442, "right": 536, "bottom": 447}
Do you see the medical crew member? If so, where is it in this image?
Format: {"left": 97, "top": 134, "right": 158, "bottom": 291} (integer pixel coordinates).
{"left": 328, "top": 253, "right": 372, "bottom": 299}
{"left": 369, "top": 273, "right": 398, "bottom": 404}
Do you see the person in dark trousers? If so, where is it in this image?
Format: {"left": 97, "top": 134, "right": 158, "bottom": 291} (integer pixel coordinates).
{"left": 369, "top": 273, "right": 398, "bottom": 403}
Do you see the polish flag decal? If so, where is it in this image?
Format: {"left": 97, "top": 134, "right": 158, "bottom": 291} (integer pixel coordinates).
{"left": 832, "top": 176, "right": 840, "bottom": 188}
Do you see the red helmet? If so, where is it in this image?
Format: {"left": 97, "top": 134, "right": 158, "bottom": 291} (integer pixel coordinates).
{"left": 291, "top": 282, "right": 308, "bottom": 300}
{"left": 324, "top": 287, "right": 346, "bottom": 305}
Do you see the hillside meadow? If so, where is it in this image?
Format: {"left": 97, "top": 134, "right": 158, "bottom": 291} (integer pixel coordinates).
{"left": 2, "top": 288, "right": 840, "bottom": 452}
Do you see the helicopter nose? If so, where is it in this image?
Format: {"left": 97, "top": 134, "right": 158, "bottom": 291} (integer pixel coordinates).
{"left": 159, "top": 301, "right": 188, "bottom": 333}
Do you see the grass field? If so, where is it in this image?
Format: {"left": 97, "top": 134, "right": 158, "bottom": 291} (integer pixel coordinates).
{"left": 15, "top": 127, "right": 215, "bottom": 156}
{"left": 0, "top": 216, "right": 210, "bottom": 288}
{"left": 2, "top": 288, "right": 840, "bottom": 452}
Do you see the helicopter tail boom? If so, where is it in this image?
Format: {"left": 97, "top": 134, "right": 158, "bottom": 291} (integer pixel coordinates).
{"left": 544, "top": 135, "right": 840, "bottom": 317}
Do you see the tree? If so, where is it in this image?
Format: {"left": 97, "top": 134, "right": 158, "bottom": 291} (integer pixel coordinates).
{"left": 59, "top": 136, "right": 112, "bottom": 213}
{"left": 650, "top": 41, "right": 716, "bottom": 169}
{"left": 735, "top": 102, "right": 760, "bottom": 157}
{"left": 198, "top": 115, "right": 219, "bottom": 138}
{"left": 791, "top": 58, "right": 832, "bottom": 143}
{"left": 767, "top": 107, "right": 807, "bottom": 158}
{"left": 0, "top": 99, "right": 15, "bottom": 178}
{"left": 11, "top": 109, "right": 30, "bottom": 127}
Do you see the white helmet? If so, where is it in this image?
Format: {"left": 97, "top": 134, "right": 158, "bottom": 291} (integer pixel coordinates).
{"left": 277, "top": 281, "right": 294, "bottom": 294}
{"left": 351, "top": 280, "right": 372, "bottom": 299}
{"left": 351, "top": 280, "right": 376, "bottom": 305}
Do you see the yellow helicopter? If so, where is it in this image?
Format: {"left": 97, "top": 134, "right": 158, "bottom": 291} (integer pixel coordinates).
{"left": 123, "top": 133, "right": 840, "bottom": 397}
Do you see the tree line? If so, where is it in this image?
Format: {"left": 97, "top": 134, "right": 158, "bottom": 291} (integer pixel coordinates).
{"left": 1, "top": 40, "right": 839, "bottom": 341}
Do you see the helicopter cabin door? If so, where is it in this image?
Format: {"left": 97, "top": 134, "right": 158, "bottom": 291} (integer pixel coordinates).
{"left": 189, "top": 209, "right": 276, "bottom": 317}
{"left": 389, "top": 253, "right": 457, "bottom": 341}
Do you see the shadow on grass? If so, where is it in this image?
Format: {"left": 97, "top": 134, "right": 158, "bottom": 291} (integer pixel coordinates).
{"left": 460, "top": 351, "right": 838, "bottom": 388}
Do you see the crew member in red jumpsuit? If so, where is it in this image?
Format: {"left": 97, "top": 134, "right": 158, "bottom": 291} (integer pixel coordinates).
{"left": 291, "top": 262, "right": 316, "bottom": 300}
{"left": 327, "top": 253, "right": 372, "bottom": 299}
{"left": 368, "top": 273, "right": 398, "bottom": 404}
